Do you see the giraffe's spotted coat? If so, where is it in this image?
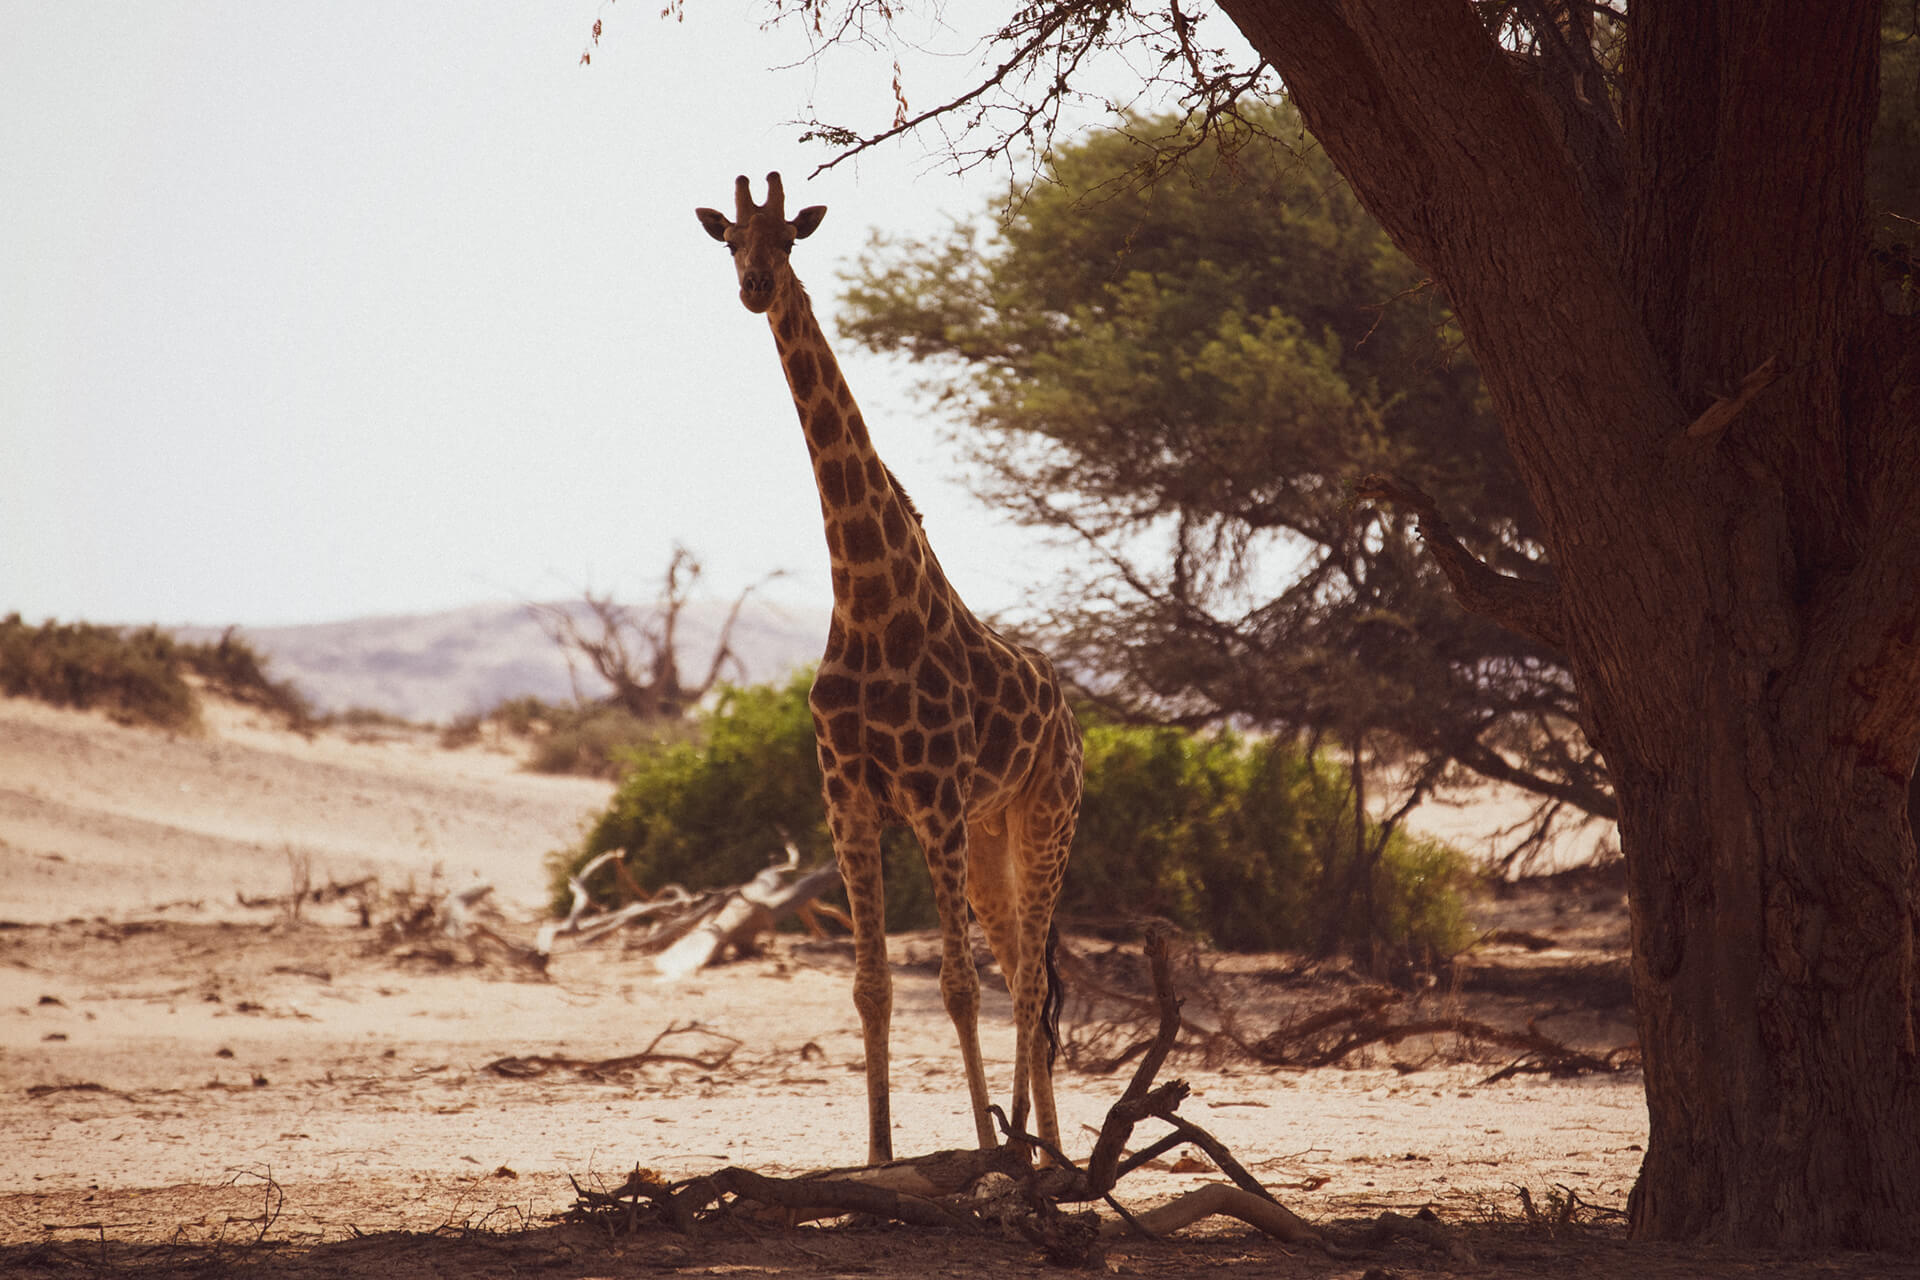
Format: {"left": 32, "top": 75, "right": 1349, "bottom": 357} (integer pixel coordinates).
{"left": 697, "top": 173, "right": 1083, "bottom": 1166}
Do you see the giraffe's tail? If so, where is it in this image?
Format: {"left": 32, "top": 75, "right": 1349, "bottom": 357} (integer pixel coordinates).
{"left": 1042, "top": 920, "right": 1065, "bottom": 1071}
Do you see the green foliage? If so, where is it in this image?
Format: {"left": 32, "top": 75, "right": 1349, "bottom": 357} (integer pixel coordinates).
{"left": 548, "top": 670, "right": 837, "bottom": 909}
{"left": 839, "top": 103, "right": 1608, "bottom": 847}
{"left": 551, "top": 673, "right": 1474, "bottom": 956}
{"left": 0, "top": 615, "right": 313, "bottom": 732}
{"left": 0, "top": 613, "right": 200, "bottom": 729}
{"left": 525, "top": 703, "right": 678, "bottom": 778}
{"left": 842, "top": 103, "right": 1520, "bottom": 534}
{"left": 1070, "top": 722, "right": 1473, "bottom": 954}
{"left": 178, "top": 628, "right": 314, "bottom": 727}
{"left": 454, "top": 693, "right": 693, "bottom": 778}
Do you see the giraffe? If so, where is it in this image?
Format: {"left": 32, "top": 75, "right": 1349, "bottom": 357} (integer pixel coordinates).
{"left": 696, "top": 173, "right": 1083, "bottom": 1166}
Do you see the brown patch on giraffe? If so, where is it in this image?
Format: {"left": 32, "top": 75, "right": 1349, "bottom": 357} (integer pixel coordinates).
{"left": 901, "top": 770, "right": 939, "bottom": 811}
{"left": 812, "top": 671, "right": 859, "bottom": 711}
{"left": 1007, "top": 745, "right": 1034, "bottom": 781}
{"left": 850, "top": 573, "right": 891, "bottom": 623}
{"left": 785, "top": 347, "right": 817, "bottom": 401}
{"left": 968, "top": 653, "right": 1002, "bottom": 702}
{"left": 1000, "top": 677, "right": 1029, "bottom": 716}
{"left": 841, "top": 515, "right": 886, "bottom": 565}
{"left": 827, "top": 711, "right": 862, "bottom": 755}
{"left": 927, "top": 729, "right": 959, "bottom": 769}
{"left": 899, "top": 728, "right": 926, "bottom": 766}
{"left": 819, "top": 457, "right": 847, "bottom": 507}
{"left": 915, "top": 660, "right": 950, "bottom": 701}
{"left": 815, "top": 400, "right": 845, "bottom": 444}
{"left": 883, "top": 613, "right": 925, "bottom": 668}
{"left": 917, "top": 695, "right": 954, "bottom": 730}
{"left": 882, "top": 498, "right": 910, "bottom": 547}
{"left": 843, "top": 452, "right": 868, "bottom": 504}
{"left": 867, "top": 680, "right": 912, "bottom": 727}
{"left": 928, "top": 638, "right": 965, "bottom": 679}
{"left": 976, "top": 713, "right": 1016, "bottom": 776}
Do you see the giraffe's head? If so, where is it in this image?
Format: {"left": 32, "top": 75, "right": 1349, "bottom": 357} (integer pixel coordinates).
{"left": 695, "top": 172, "right": 827, "bottom": 315}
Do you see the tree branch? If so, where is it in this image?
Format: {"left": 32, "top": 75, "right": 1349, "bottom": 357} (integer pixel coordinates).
{"left": 1354, "top": 473, "right": 1567, "bottom": 652}
{"left": 1682, "top": 355, "right": 1784, "bottom": 442}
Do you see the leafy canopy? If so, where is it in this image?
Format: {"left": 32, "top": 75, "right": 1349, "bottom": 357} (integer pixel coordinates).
{"left": 841, "top": 104, "right": 1608, "bottom": 848}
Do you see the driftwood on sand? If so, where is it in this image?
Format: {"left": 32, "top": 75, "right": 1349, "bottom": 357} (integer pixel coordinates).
{"left": 565, "top": 928, "right": 1477, "bottom": 1268}
{"left": 537, "top": 842, "right": 844, "bottom": 977}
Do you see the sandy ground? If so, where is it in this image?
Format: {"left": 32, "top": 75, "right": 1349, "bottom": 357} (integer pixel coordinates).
{"left": 1, "top": 694, "right": 1910, "bottom": 1278}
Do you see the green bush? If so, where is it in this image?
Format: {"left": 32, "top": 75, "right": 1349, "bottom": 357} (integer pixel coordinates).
{"left": 519, "top": 703, "right": 701, "bottom": 778}
{"left": 0, "top": 615, "right": 315, "bottom": 732}
{"left": 0, "top": 613, "right": 200, "bottom": 730}
{"left": 550, "top": 672, "right": 1476, "bottom": 957}
{"left": 549, "top": 671, "right": 831, "bottom": 904}
{"left": 178, "top": 628, "right": 313, "bottom": 726}
{"left": 1070, "top": 724, "right": 1319, "bottom": 950}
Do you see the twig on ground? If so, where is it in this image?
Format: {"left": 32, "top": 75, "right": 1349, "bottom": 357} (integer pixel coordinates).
{"left": 485, "top": 1022, "right": 741, "bottom": 1080}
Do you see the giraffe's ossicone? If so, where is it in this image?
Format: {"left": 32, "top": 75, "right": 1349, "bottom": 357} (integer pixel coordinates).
{"left": 696, "top": 173, "right": 1084, "bottom": 1166}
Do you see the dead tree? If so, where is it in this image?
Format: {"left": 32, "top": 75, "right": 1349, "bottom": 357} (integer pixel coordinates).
{"left": 532, "top": 545, "right": 779, "bottom": 722}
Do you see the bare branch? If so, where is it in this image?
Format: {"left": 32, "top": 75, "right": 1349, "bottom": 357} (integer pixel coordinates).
{"left": 1353, "top": 473, "right": 1568, "bottom": 652}
{"left": 1682, "top": 355, "right": 1784, "bottom": 443}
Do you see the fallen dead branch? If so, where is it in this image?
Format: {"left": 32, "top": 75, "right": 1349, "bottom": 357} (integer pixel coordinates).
{"left": 563, "top": 927, "right": 1483, "bottom": 1269}
{"left": 235, "top": 874, "right": 376, "bottom": 916}
{"left": 1058, "top": 935, "right": 1635, "bottom": 1079}
{"left": 540, "top": 842, "right": 844, "bottom": 976}
{"left": 653, "top": 852, "right": 842, "bottom": 979}
{"left": 376, "top": 882, "right": 548, "bottom": 974}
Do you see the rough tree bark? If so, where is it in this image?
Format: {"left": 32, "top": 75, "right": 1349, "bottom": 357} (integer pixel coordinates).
{"left": 1211, "top": 0, "right": 1920, "bottom": 1248}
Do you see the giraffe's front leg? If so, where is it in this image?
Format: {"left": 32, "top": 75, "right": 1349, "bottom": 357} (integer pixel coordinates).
{"left": 830, "top": 805, "right": 894, "bottom": 1165}
{"left": 919, "top": 817, "right": 998, "bottom": 1152}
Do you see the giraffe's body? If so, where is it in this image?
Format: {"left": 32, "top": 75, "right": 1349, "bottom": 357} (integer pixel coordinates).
{"left": 698, "top": 174, "right": 1082, "bottom": 1165}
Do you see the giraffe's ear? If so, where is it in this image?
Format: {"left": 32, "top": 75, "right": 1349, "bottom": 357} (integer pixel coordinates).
{"left": 695, "top": 208, "right": 731, "bottom": 242}
{"left": 793, "top": 205, "right": 828, "bottom": 239}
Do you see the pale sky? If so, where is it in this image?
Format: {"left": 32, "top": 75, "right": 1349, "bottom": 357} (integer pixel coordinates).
{"left": 2, "top": 1, "right": 1144, "bottom": 628}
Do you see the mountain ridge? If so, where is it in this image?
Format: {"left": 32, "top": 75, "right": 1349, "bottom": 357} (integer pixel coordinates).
{"left": 178, "top": 598, "right": 827, "bottom": 723}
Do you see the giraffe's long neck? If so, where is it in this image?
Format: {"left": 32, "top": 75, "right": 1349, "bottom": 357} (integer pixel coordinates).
{"left": 768, "top": 279, "right": 937, "bottom": 631}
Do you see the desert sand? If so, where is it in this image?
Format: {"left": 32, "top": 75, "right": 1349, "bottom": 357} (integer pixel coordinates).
{"left": 1, "top": 693, "right": 1907, "bottom": 1277}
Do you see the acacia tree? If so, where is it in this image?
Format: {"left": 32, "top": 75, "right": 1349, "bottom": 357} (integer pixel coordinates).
{"left": 679, "top": 0, "right": 1920, "bottom": 1248}
{"left": 840, "top": 104, "right": 1614, "bottom": 870}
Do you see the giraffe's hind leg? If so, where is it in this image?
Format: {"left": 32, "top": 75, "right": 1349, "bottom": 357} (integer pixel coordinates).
{"left": 966, "top": 815, "right": 1027, "bottom": 1134}
{"left": 970, "top": 809, "right": 1069, "bottom": 1164}
{"left": 914, "top": 815, "right": 999, "bottom": 1152}
{"left": 1011, "top": 820, "right": 1070, "bottom": 1163}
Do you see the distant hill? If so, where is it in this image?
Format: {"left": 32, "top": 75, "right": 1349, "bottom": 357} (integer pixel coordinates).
{"left": 180, "top": 599, "right": 827, "bottom": 724}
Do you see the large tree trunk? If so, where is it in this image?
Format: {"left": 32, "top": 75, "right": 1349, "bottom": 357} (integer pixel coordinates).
{"left": 1216, "top": 0, "right": 1920, "bottom": 1247}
